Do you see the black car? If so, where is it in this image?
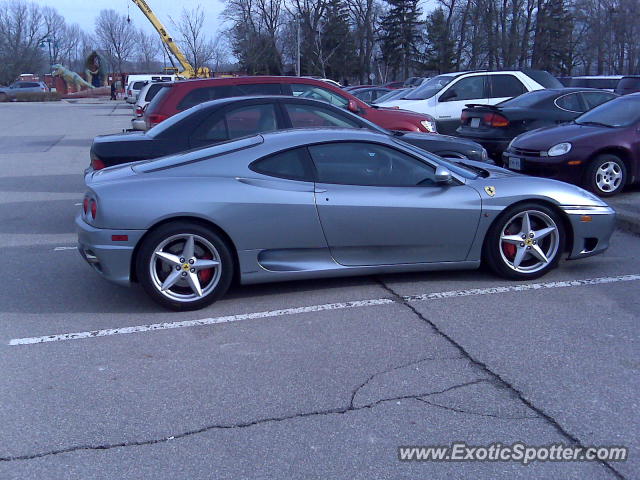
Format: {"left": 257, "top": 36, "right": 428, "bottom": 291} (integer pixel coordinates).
{"left": 90, "top": 96, "right": 488, "bottom": 170}
{"left": 351, "top": 87, "right": 392, "bottom": 104}
{"left": 456, "top": 88, "right": 618, "bottom": 159}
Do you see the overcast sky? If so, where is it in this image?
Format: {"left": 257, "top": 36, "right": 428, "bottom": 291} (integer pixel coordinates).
{"left": 32, "top": 0, "right": 226, "bottom": 37}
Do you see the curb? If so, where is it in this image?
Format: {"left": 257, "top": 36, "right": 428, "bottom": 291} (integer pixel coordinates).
{"left": 615, "top": 209, "right": 640, "bottom": 235}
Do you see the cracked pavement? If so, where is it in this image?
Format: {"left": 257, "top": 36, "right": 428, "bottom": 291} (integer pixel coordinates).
{"left": 0, "top": 102, "right": 638, "bottom": 479}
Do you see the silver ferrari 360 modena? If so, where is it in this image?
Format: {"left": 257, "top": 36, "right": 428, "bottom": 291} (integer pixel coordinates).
{"left": 77, "top": 128, "right": 615, "bottom": 310}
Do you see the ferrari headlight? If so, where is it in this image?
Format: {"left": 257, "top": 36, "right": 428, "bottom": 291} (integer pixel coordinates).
{"left": 420, "top": 119, "right": 436, "bottom": 133}
{"left": 548, "top": 142, "right": 572, "bottom": 157}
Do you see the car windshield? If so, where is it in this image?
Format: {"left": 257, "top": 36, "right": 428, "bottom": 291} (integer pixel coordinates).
{"left": 373, "top": 88, "right": 409, "bottom": 104}
{"left": 146, "top": 105, "right": 200, "bottom": 138}
{"left": 498, "top": 90, "right": 554, "bottom": 107}
{"left": 403, "top": 75, "right": 455, "bottom": 100}
{"left": 575, "top": 96, "right": 640, "bottom": 127}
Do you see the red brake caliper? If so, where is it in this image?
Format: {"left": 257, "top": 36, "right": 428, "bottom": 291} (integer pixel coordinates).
{"left": 198, "top": 253, "right": 214, "bottom": 283}
{"left": 502, "top": 226, "right": 517, "bottom": 259}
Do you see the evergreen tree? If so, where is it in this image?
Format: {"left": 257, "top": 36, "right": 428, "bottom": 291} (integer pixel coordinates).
{"left": 378, "top": 0, "right": 423, "bottom": 79}
{"left": 321, "top": 0, "right": 355, "bottom": 81}
{"left": 424, "top": 7, "right": 455, "bottom": 73}
{"left": 532, "top": 0, "right": 573, "bottom": 73}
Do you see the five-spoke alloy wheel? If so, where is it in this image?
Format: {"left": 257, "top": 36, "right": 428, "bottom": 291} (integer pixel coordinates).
{"left": 484, "top": 203, "right": 564, "bottom": 280}
{"left": 137, "top": 222, "right": 233, "bottom": 310}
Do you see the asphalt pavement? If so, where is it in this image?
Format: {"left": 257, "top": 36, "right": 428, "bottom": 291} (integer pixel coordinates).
{"left": 0, "top": 100, "right": 638, "bottom": 479}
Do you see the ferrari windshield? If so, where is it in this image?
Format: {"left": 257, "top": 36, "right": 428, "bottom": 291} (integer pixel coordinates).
{"left": 575, "top": 95, "right": 640, "bottom": 127}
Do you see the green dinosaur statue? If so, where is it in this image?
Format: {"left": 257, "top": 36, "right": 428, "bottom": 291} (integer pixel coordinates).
{"left": 52, "top": 64, "right": 94, "bottom": 90}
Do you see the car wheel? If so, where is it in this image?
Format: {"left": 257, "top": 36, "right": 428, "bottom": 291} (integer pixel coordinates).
{"left": 585, "top": 154, "right": 626, "bottom": 196}
{"left": 483, "top": 203, "right": 564, "bottom": 280}
{"left": 136, "top": 222, "right": 233, "bottom": 311}
{"left": 0, "top": 93, "right": 7, "bottom": 102}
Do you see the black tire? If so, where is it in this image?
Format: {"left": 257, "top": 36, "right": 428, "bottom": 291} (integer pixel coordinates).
{"left": 136, "top": 221, "right": 234, "bottom": 311}
{"left": 584, "top": 154, "right": 626, "bottom": 197}
{"left": 483, "top": 202, "right": 565, "bottom": 280}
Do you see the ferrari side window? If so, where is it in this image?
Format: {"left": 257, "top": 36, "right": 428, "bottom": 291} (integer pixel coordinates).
{"left": 250, "top": 148, "right": 314, "bottom": 181}
{"left": 308, "top": 142, "right": 436, "bottom": 187}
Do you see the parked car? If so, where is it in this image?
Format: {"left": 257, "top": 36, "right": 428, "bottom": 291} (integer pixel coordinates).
{"left": 568, "top": 76, "right": 622, "bottom": 92}
{"left": 90, "top": 96, "right": 488, "bottom": 170}
{"left": 0, "top": 80, "right": 48, "bottom": 101}
{"left": 457, "top": 88, "right": 618, "bottom": 159}
{"left": 403, "top": 77, "right": 426, "bottom": 87}
{"left": 125, "top": 74, "right": 179, "bottom": 104}
{"left": 383, "top": 80, "right": 405, "bottom": 89}
{"left": 614, "top": 76, "right": 640, "bottom": 95}
{"left": 131, "top": 81, "right": 173, "bottom": 131}
{"left": 343, "top": 85, "right": 370, "bottom": 91}
{"left": 351, "top": 87, "right": 392, "bottom": 103}
{"left": 377, "top": 70, "right": 563, "bottom": 135}
{"left": 503, "top": 93, "right": 640, "bottom": 196}
{"left": 78, "top": 127, "right": 614, "bottom": 310}
{"left": 372, "top": 88, "right": 411, "bottom": 105}
{"left": 143, "top": 76, "right": 438, "bottom": 133}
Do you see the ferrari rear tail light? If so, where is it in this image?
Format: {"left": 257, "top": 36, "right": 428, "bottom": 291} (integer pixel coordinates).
{"left": 83, "top": 197, "right": 89, "bottom": 214}
{"left": 90, "top": 199, "right": 97, "bottom": 219}
{"left": 483, "top": 112, "right": 509, "bottom": 127}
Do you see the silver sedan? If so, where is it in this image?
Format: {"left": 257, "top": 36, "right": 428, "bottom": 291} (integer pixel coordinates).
{"left": 77, "top": 128, "right": 616, "bottom": 310}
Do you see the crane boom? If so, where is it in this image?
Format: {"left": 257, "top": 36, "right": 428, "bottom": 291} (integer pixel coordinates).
{"left": 130, "top": 0, "right": 209, "bottom": 78}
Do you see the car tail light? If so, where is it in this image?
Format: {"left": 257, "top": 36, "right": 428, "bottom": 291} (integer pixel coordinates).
{"left": 91, "top": 157, "right": 106, "bottom": 170}
{"left": 483, "top": 113, "right": 509, "bottom": 127}
{"left": 461, "top": 111, "right": 470, "bottom": 123}
{"left": 90, "top": 199, "right": 97, "bottom": 219}
{"left": 135, "top": 106, "right": 144, "bottom": 117}
{"left": 83, "top": 197, "right": 89, "bottom": 214}
{"left": 148, "top": 113, "right": 169, "bottom": 126}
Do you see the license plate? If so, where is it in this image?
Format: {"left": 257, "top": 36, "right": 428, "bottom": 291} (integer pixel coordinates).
{"left": 470, "top": 117, "right": 481, "bottom": 128}
{"left": 508, "top": 157, "right": 522, "bottom": 170}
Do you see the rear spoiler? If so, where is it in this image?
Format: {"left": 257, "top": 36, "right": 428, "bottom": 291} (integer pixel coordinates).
{"left": 464, "top": 103, "right": 502, "bottom": 110}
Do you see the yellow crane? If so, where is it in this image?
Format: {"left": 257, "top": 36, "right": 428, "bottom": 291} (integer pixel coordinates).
{"left": 130, "top": 0, "right": 210, "bottom": 78}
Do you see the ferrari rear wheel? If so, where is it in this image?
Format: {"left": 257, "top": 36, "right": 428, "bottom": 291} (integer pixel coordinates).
{"left": 484, "top": 203, "right": 564, "bottom": 280}
{"left": 136, "top": 222, "right": 233, "bottom": 311}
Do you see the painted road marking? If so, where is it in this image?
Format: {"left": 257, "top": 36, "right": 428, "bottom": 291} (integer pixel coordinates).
{"left": 53, "top": 246, "right": 77, "bottom": 251}
{"left": 8, "top": 274, "right": 640, "bottom": 346}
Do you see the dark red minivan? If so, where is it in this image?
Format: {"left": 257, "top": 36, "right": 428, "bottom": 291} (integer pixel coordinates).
{"left": 144, "top": 76, "right": 437, "bottom": 133}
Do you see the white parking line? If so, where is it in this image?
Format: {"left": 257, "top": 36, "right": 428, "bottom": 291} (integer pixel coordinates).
{"left": 53, "top": 246, "right": 77, "bottom": 251}
{"left": 8, "top": 274, "right": 640, "bottom": 346}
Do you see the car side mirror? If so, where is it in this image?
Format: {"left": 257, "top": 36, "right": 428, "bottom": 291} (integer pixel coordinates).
{"left": 439, "top": 90, "right": 457, "bottom": 102}
{"left": 347, "top": 99, "right": 359, "bottom": 113}
{"left": 435, "top": 165, "right": 452, "bottom": 183}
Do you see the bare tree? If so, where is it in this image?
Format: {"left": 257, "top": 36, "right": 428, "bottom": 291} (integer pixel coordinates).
{"left": 0, "top": 0, "right": 52, "bottom": 84}
{"left": 136, "top": 28, "right": 161, "bottom": 72}
{"left": 171, "top": 6, "right": 218, "bottom": 74}
{"left": 95, "top": 9, "right": 136, "bottom": 74}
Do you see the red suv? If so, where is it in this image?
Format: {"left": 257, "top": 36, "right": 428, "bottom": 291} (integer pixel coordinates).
{"left": 144, "top": 76, "right": 437, "bottom": 133}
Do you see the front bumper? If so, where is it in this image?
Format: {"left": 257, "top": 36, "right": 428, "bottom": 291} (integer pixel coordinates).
{"left": 76, "top": 215, "right": 146, "bottom": 286}
{"left": 502, "top": 150, "right": 584, "bottom": 184}
{"left": 561, "top": 206, "right": 616, "bottom": 260}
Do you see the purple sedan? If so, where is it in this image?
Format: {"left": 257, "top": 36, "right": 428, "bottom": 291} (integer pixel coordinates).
{"left": 503, "top": 93, "right": 640, "bottom": 196}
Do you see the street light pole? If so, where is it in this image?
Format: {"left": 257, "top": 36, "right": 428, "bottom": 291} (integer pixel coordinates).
{"left": 296, "top": 18, "right": 301, "bottom": 77}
